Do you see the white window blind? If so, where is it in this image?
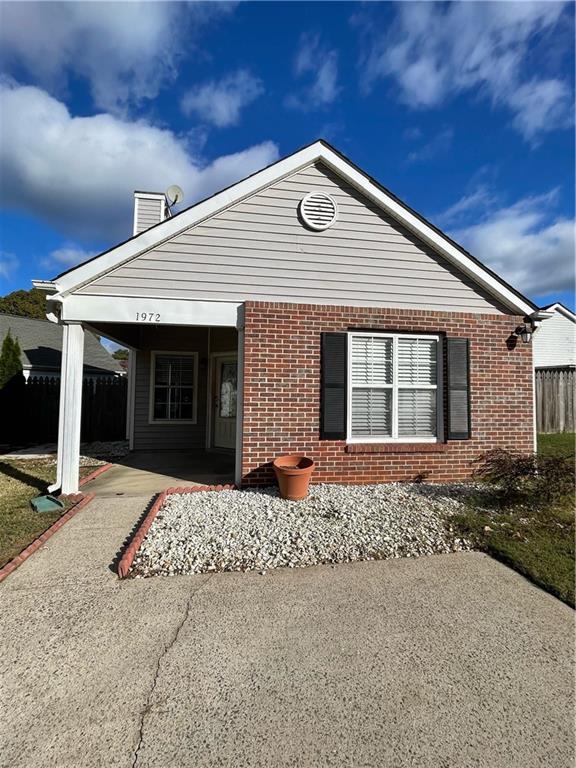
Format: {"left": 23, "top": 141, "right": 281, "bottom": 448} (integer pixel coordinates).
{"left": 349, "top": 334, "right": 438, "bottom": 442}
{"left": 397, "top": 337, "right": 436, "bottom": 385}
{"left": 398, "top": 389, "right": 436, "bottom": 438}
{"left": 350, "top": 336, "right": 392, "bottom": 436}
{"left": 151, "top": 354, "right": 196, "bottom": 422}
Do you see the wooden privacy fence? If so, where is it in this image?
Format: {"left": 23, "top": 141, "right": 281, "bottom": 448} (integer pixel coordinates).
{"left": 535, "top": 367, "right": 575, "bottom": 434}
{"left": 0, "top": 375, "right": 127, "bottom": 447}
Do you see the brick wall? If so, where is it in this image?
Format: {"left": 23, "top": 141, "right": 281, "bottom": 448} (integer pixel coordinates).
{"left": 241, "top": 302, "right": 534, "bottom": 486}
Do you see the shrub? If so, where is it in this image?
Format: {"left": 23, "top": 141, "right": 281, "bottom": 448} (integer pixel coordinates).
{"left": 0, "top": 330, "right": 23, "bottom": 388}
{"left": 472, "top": 448, "right": 574, "bottom": 505}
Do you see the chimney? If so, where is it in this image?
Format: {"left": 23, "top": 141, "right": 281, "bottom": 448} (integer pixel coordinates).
{"left": 133, "top": 191, "right": 169, "bottom": 236}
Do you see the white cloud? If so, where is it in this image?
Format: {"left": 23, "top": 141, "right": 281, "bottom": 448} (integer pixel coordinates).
{"left": 435, "top": 186, "right": 500, "bottom": 228}
{"left": 0, "top": 81, "right": 279, "bottom": 244}
{"left": 285, "top": 33, "right": 340, "bottom": 110}
{"left": 46, "top": 244, "right": 98, "bottom": 269}
{"left": 181, "top": 70, "right": 263, "bottom": 127}
{"left": 450, "top": 192, "right": 575, "bottom": 297}
{"left": 508, "top": 78, "right": 573, "bottom": 139}
{"left": 407, "top": 127, "right": 453, "bottom": 164}
{"left": 0, "top": 252, "right": 19, "bottom": 280}
{"left": 0, "top": 2, "right": 232, "bottom": 113}
{"left": 360, "top": 1, "right": 573, "bottom": 142}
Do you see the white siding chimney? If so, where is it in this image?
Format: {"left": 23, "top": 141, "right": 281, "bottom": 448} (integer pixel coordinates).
{"left": 133, "top": 191, "right": 169, "bottom": 236}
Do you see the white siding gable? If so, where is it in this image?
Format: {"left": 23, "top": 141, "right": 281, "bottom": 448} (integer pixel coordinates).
{"left": 76, "top": 163, "right": 506, "bottom": 314}
{"left": 533, "top": 307, "right": 576, "bottom": 368}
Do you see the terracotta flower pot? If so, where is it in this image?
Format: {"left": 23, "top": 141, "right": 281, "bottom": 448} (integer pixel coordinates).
{"left": 273, "top": 454, "right": 315, "bottom": 501}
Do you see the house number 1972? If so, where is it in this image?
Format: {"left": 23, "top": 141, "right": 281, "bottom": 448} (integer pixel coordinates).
{"left": 136, "top": 312, "right": 160, "bottom": 322}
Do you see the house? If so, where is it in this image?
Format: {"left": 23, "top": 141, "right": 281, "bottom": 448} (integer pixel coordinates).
{"left": 533, "top": 303, "right": 576, "bottom": 369}
{"left": 0, "top": 313, "right": 123, "bottom": 380}
{"left": 33, "top": 140, "right": 547, "bottom": 494}
{"left": 533, "top": 303, "right": 576, "bottom": 434}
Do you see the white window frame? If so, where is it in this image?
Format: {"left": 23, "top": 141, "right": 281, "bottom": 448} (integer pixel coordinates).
{"left": 148, "top": 351, "right": 198, "bottom": 425}
{"left": 346, "top": 331, "right": 439, "bottom": 444}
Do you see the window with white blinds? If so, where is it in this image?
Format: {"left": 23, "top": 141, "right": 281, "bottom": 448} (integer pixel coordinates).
{"left": 150, "top": 352, "right": 197, "bottom": 423}
{"left": 348, "top": 333, "right": 438, "bottom": 442}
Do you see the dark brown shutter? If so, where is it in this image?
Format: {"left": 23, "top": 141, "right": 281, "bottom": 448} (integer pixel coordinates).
{"left": 436, "top": 338, "right": 445, "bottom": 442}
{"left": 320, "top": 332, "right": 347, "bottom": 440}
{"left": 447, "top": 338, "right": 470, "bottom": 440}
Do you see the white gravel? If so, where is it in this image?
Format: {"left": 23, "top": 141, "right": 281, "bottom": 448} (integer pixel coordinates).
{"left": 131, "top": 483, "right": 475, "bottom": 578}
{"left": 2, "top": 440, "right": 129, "bottom": 465}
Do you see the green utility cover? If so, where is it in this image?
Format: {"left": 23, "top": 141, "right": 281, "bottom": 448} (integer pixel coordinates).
{"left": 30, "top": 495, "right": 65, "bottom": 513}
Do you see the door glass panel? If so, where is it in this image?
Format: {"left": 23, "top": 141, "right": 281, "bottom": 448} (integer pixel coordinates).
{"left": 219, "top": 362, "right": 237, "bottom": 418}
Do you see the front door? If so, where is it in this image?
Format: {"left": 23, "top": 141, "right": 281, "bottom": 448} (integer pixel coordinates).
{"left": 212, "top": 355, "right": 237, "bottom": 449}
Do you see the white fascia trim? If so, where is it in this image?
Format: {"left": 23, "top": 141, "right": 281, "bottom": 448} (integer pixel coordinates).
{"left": 49, "top": 142, "right": 534, "bottom": 315}
{"left": 32, "top": 279, "right": 59, "bottom": 293}
{"left": 529, "top": 309, "right": 555, "bottom": 329}
{"left": 132, "top": 197, "right": 139, "bottom": 237}
{"left": 134, "top": 192, "right": 166, "bottom": 200}
{"left": 60, "top": 293, "right": 242, "bottom": 328}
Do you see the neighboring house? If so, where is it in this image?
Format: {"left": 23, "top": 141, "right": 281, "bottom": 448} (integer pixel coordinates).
{"left": 0, "top": 313, "right": 123, "bottom": 380}
{"left": 533, "top": 303, "right": 576, "bottom": 369}
{"left": 33, "top": 140, "right": 547, "bottom": 494}
{"left": 533, "top": 303, "right": 576, "bottom": 434}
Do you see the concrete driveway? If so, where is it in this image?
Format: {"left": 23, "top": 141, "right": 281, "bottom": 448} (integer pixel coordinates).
{"left": 0, "top": 495, "right": 573, "bottom": 768}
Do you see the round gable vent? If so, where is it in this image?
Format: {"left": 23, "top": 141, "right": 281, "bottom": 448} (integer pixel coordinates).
{"left": 299, "top": 191, "right": 338, "bottom": 231}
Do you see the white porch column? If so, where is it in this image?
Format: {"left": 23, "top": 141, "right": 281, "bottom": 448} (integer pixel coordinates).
{"left": 59, "top": 323, "right": 85, "bottom": 495}
{"left": 234, "top": 327, "right": 245, "bottom": 487}
{"left": 126, "top": 349, "right": 136, "bottom": 450}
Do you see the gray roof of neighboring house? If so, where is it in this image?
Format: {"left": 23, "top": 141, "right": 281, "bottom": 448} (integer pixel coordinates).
{"left": 0, "top": 314, "right": 123, "bottom": 375}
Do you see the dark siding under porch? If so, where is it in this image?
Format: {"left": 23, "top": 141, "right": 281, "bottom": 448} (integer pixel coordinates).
{"left": 132, "top": 325, "right": 236, "bottom": 451}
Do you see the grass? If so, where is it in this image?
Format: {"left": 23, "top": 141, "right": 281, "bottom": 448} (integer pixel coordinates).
{"left": 0, "top": 459, "right": 95, "bottom": 569}
{"left": 451, "top": 433, "right": 575, "bottom": 607}
{"left": 537, "top": 432, "right": 575, "bottom": 459}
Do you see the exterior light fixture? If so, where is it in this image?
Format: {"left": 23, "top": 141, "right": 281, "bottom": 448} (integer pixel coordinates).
{"left": 515, "top": 324, "right": 533, "bottom": 344}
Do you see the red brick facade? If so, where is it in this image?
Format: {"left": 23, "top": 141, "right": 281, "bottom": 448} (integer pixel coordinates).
{"left": 241, "top": 301, "right": 534, "bottom": 486}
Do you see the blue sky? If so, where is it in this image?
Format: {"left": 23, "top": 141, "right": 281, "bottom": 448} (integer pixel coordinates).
{"left": 0, "top": 1, "right": 574, "bottom": 311}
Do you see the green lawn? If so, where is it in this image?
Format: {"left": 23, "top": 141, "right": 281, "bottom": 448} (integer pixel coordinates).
{"left": 452, "top": 433, "right": 575, "bottom": 607}
{"left": 537, "top": 432, "right": 576, "bottom": 459}
{"left": 0, "top": 459, "right": 95, "bottom": 569}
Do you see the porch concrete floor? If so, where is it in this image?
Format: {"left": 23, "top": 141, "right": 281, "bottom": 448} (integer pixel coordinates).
{"left": 82, "top": 451, "right": 235, "bottom": 496}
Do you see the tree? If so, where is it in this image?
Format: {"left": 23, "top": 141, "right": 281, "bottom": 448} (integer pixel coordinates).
{"left": 0, "top": 329, "right": 23, "bottom": 388}
{"left": 112, "top": 348, "right": 129, "bottom": 361}
{"left": 0, "top": 288, "right": 47, "bottom": 319}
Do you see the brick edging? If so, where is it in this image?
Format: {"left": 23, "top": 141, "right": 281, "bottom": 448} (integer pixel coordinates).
{"left": 79, "top": 462, "right": 114, "bottom": 487}
{"left": 0, "top": 493, "right": 96, "bottom": 584}
{"left": 117, "top": 483, "right": 236, "bottom": 579}
{"left": 164, "top": 484, "right": 236, "bottom": 494}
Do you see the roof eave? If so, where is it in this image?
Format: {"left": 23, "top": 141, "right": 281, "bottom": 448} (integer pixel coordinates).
{"left": 32, "top": 280, "right": 59, "bottom": 293}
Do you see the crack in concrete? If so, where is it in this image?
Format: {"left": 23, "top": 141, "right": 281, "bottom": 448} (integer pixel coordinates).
{"left": 131, "top": 575, "right": 214, "bottom": 768}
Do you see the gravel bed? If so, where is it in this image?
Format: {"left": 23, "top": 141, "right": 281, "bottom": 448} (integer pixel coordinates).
{"left": 131, "top": 483, "right": 475, "bottom": 578}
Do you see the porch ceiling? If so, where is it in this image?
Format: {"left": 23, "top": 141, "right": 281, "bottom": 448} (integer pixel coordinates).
{"left": 86, "top": 322, "right": 238, "bottom": 351}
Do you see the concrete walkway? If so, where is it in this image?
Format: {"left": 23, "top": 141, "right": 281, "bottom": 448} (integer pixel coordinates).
{"left": 0, "top": 495, "right": 574, "bottom": 768}
{"left": 82, "top": 451, "right": 235, "bottom": 496}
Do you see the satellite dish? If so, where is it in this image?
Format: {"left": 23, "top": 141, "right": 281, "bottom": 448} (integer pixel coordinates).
{"left": 166, "top": 184, "right": 184, "bottom": 206}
